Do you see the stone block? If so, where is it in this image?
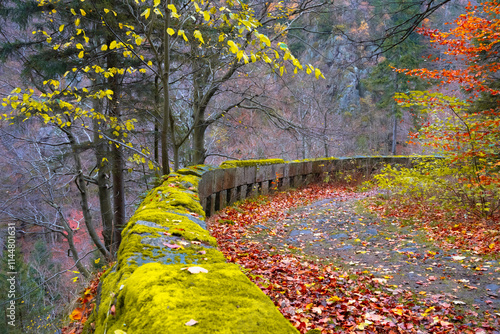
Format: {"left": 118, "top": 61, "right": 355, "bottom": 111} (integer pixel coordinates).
{"left": 198, "top": 170, "right": 214, "bottom": 199}
{"left": 256, "top": 165, "right": 271, "bottom": 182}
{"left": 223, "top": 168, "right": 236, "bottom": 190}
{"left": 288, "top": 162, "right": 299, "bottom": 177}
{"left": 213, "top": 169, "right": 225, "bottom": 193}
{"left": 235, "top": 168, "right": 245, "bottom": 187}
{"left": 244, "top": 166, "right": 256, "bottom": 184}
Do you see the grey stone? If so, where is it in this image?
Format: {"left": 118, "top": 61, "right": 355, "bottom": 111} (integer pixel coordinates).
{"left": 290, "top": 229, "right": 312, "bottom": 237}
{"left": 255, "top": 224, "right": 269, "bottom": 230}
{"left": 398, "top": 247, "right": 418, "bottom": 253}
{"left": 330, "top": 233, "right": 348, "bottom": 239}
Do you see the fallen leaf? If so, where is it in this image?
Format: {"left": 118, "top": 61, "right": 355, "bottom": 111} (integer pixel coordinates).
{"left": 69, "top": 308, "right": 82, "bottom": 321}
{"left": 164, "top": 243, "right": 182, "bottom": 249}
{"left": 185, "top": 319, "right": 198, "bottom": 326}
{"left": 182, "top": 266, "right": 209, "bottom": 274}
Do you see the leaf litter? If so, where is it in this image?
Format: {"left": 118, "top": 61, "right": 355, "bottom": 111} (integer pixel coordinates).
{"left": 208, "top": 183, "right": 500, "bottom": 333}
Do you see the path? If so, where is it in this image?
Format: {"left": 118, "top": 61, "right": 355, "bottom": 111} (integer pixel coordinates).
{"left": 245, "top": 194, "right": 500, "bottom": 322}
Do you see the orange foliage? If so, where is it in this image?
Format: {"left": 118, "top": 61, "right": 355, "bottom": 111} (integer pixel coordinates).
{"left": 396, "top": 1, "right": 500, "bottom": 97}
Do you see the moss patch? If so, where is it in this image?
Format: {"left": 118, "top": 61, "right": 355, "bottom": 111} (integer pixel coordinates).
{"left": 220, "top": 159, "right": 285, "bottom": 168}
{"left": 93, "top": 262, "right": 298, "bottom": 334}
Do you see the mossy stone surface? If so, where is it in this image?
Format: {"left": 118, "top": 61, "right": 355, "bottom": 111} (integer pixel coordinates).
{"left": 94, "top": 262, "right": 298, "bottom": 334}
{"left": 220, "top": 159, "right": 285, "bottom": 168}
{"left": 88, "top": 157, "right": 431, "bottom": 334}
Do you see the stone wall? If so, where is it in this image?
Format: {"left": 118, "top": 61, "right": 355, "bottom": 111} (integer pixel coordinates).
{"left": 86, "top": 156, "right": 426, "bottom": 334}
{"left": 199, "top": 156, "right": 419, "bottom": 216}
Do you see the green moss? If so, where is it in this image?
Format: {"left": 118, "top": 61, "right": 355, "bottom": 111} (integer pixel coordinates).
{"left": 220, "top": 159, "right": 285, "bottom": 168}
{"left": 177, "top": 165, "right": 216, "bottom": 177}
{"left": 125, "top": 211, "right": 215, "bottom": 245}
{"left": 92, "top": 262, "right": 298, "bottom": 334}
{"left": 139, "top": 186, "right": 205, "bottom": 218}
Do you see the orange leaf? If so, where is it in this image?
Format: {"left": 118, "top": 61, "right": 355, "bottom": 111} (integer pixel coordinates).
{"left": 69, "top": 308, "right": 83, "bottom": 321}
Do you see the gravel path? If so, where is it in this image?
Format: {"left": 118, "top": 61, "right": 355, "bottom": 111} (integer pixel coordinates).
{"left": 246, "top": 195, "right": 500, "bottom": 319}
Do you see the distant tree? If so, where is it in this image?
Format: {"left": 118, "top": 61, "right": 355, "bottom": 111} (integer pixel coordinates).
{"left": 363, "top": 0, "right": 430, "bottom": 155}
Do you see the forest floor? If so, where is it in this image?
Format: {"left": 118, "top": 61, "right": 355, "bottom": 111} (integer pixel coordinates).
{"left": 208, "top": 184, "right": 500, "bottom": 333}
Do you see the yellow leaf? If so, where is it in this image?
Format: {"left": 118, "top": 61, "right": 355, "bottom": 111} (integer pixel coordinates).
{"left": 141, "top": 8, "right": 151, "bottom": 19}
{"left": 227, "top": 40, "right": 238, "bottom": 53}
{"left": 203, "top": 11, "right": 210, "bottom": 21}
{"left": 489, "top": 243, "right": 495, "bottom": 249}
{"left": 101, "top": 44, "right": 108, "bottom": 51}
{"left": 59, "top": 24, "right": 64, "bottom": 32}
{"left": 168, "top": 4, "right": 180, "bottom": 18}
{"left": 75, "top": 18, "right": 80, "bottom": 27}
{"left": 78, "top": 50, "right": 84, "bottom": 58}
{"left": 279, "top": 66, "right": 284, "bottom": 76}
{"left": 392, "top": 308, "right": 403, "bottom": 316}
{"left": 193, "top": 30, "right": 204, "bottom": 44}
{"left": 236, "top": 50, "right": 244, "bottom": 61}
{"left": 178, "top": 30, "right": 188, "bottom": 42}
{"left": 315, "top": 68, "right": 325, "bottom": 79}
{"left": 104, "top": 8, "right": 110, "bottom": 14}
{"left": 114, "top": 330, "right": 127, "bottom": 334}
{"left": 154, "top": 0, "right": 160, "bottom": 7}
{"left": 110, "top": 40, "right": 117, "bottom": 49}
{"left": 154, "top": 8, "right": 163, "bottom": 17}
{"left": 218, "top": 33, "right": 225, "bottom": 42}
{"left": 328, "top": 295, "right": 341, "bottom": 303}
{"left": 259, "top": 34, "right": 271, "bottom": 47}
{"left": 167, "top": 28, "right": 175, "bottom": 36}
{"left": 80, "top": 9, "right": 86, "bottom": 16}
{"left": 135, "top": 36, "right": 143, "bottom": 45}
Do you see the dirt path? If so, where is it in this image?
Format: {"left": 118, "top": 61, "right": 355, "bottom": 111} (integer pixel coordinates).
{"left": 245, "top": 194, "right": 500, "bottom": 321}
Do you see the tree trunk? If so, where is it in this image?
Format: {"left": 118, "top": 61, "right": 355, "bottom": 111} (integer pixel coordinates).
{"left": 64, "top": 227, "right": 90, "bottom": 278}
{"left": 391, "top": 111, "right": 397, "bottom": 155}
{"left": 391, "top": 71, "right": 399, "bottom": 156}
{"left": 161, "top": 0, "right": 171, "bottom": 175}
{"left": 192, "top": 121, "right": 207, "bottom": 164}
{"left": 93, "top": 114, "right": 114, "bottom": 256}
{"left": 154, "top": 75, "right": 160, "bottom": 165}
{"left": 63, "top": 128, "right": 111, "bottom": 259}
{"left": 106, "top": 41, "right": 126, "bottom": 250}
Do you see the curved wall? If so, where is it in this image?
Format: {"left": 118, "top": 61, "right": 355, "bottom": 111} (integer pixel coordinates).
{"left": 86, "top": 156, "right": 424, "bottom": 333}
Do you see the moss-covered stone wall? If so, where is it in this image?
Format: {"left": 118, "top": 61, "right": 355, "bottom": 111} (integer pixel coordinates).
{"left": 86, "top": 156, "right": 431, "bottom": 334}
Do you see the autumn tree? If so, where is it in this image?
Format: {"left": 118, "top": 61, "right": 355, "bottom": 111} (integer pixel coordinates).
{"left": 378, "top": 0, "right": 500, "bottom": 219}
